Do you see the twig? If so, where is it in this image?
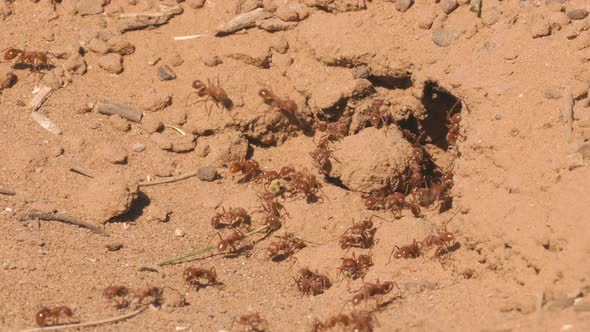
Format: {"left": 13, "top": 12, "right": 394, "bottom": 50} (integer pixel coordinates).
{"left": 16, "top": 212, "right": 109, "bottom": 237}
{"left": 164, "top": 124, "right": 187, "bottom": 136}
{"left": 17, "top": 305, "right": 149, "bottom": 332}
{"left": 69, "top": 165, "right": 95, "bottom": 178}
{"left": 29, "top": 86, "right": 52, "bottom": 112}
{"left": 155, "top": 225, "right": 268, "bottom": 266}
{"left": 138, "top": 170, "right": 198, "bottom": 187}
{"left": 31, "top": 112, "right": 62, "bottom": 135}
{"left": 94, "top": 101, "right": 143, "bottom": 123}
{"left": 214, "top": 8, "right": 272, "bottom": 36}
{"left": 562, "top": 87, "right": 574, "bottom": 134}
{"left": 0, "top": 187, "right": 16, "bottom": 195}
{"left": 173, "top": 34, "right": 210, "bottom": 41}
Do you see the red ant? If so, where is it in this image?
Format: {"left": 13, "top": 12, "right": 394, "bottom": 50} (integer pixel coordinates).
{"left": 446, "top": 100, "right": 464, "bottom": 147}
{"left": 290, "top": 171, "right": 322, "bottom": 203}
{"left": 188, "top": 77, "right": 232, "bottom": 115}
{"left": 338, "top": 252, "right": 374, "bottom": 280}
{"left": 103, "top": 285, "right": 131, "bottom": 309}
{"left": 133, "top": 286, "right": 163, "bottom": 306}
{"left": 265, "top": 232, "right": 306, "bottom": 262}
{"left": 294, "top": 268, "right": 332, "bottom": 296}
{"left": 257, "top": 191, "right": 288, "bottom": 232}
{"left": 258, "top": 88, "right": 309, "bottom": 131}
{"left": 236, "top": 313, "right": 269, "bottom": 332}
{"left": 215, "top": 227, "right": 251, "bottom": 255}
{"left": 388, "top": 239, "right": 423, "bottom": 262}
{"left": 211, "top": 206, "right": 251, "bottom": 230}
{"left": 312, "top": 310, "right": 375, "bottom": 332}
{"left": 339, "top": 217, "right": 379, "bottom": 249}
{"left": 3, "top": 47, "right": 51, "bottom": 75}
{"left": 35, "top": 306, "right": 74, "bottom": 326}
{"left": 184, "top": 267, "right": 221, "bottom": 290}
{"left": 229, "top": 158, "right": 262, "bottom": 183}
{"left": 351, "top": 280, "right": 401, "bottom": 306}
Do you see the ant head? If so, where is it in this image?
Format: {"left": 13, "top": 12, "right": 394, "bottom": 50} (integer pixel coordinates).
{"left": 217, "top": 241, "right": 229, "bottom": 252}
{"left": 192, "top": 80, "right": 205, "bottom": 90}
{"left": 228, "top": 162, "right": 242, "bottom": 173}
{"left": 382, "top": 281, "right": 394, "bottom": 292}
{"left": 258, "top": 88, "right": 272, "bottom": 99}
{"left": 4, "top": 48, "right": 20, "bottom": 60}
{"left": 35, "top": 308, "right": 50, "bottom": 326}
{"left": 451, "top": 113, "right": 462, "bottom": 124}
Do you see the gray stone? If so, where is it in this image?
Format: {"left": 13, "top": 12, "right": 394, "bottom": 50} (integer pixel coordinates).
{"left": 395, "top": 0, "right": 414, "bottom": 12}
{"left": 157, "top": 65, "right": 176, "bottom": 81}
{"left": 196, "top": 165, "right": 219, "bottom": 181}
{"left": 567, "top": 9, "right": 589, "bottom": 20}
{"left": 441, "top": 0, "right": 458, "bottom": 14}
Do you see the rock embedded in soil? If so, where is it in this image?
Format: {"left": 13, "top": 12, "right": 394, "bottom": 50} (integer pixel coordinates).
{"left": 188, "top": 0, "right": 205, "bottom": 9}
{"left": 98, "top": 54, "right": 124, "bottom": 74}
{"left": 328, "top": 127, "right": 413, "bottom": 193}
{"left": 531, "top": 19, "right": 551, "bottom": 38}
{"left": 77, "top": 172, "right": 139, "bottom": 224}
{"left": 432, "top": 29, "right": 457, "bottom": 47}
{"left": 65, "top": 54, "right": 87, "bottom": 75}
{"left": 141, "top": 92, "right": 172, "bottom": 112}
{"left": 567, "top": 9, "right": 588, "bottom": 21}
{"left": 131, "top": 143, "right": 146, "bottom": 152}
{"left": 171, "top": 136, "right": 196, "bottom": 153}
{"left": 198, "top": 131, "right": 249, "bottom": 167}
{"left": 77, "top": 0, "right": 104, "bottom": 16}
{"left": 196, "top": 165, "right": 219, "bottom": 181}
{"left": 440, "top": 0, "right": 458, "bottom": 14}
{"left": 395, "top": 0, "right": 414, "bottom": 12}
{"left": 157, "top": 65, "right": 176, "bottom": 81}
{"left": 147, "top": 205, "right": 170, "bottom": 222}
{"left": 142, "top": 115, "right": 164, "bottom": 133}
{"left": 87, "top": 38, "right": 109, "bottom": 55}
{"left": 0, "top": 68, "right": 16, "bottom": 90}
{"left": 107, "top": 36, "right": 135, "bottom": 55}
{"left": 100, "top": 144, "right": 128, "bottom": 164}
{"left": 168, "top": 53, "right": 184, "bottom": 67}
{"left": 109, "top": 115, "right": 131, "bottom": 132}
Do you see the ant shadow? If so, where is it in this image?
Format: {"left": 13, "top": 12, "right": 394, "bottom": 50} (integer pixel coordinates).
{"left": 108, "top": 191, "right": 151, "bottom": 223}
{"left": 375, "top": 294, "right": 404, "bottom": 311}
{"left": 12, "top": 62, "right": 55, "bottom": 72}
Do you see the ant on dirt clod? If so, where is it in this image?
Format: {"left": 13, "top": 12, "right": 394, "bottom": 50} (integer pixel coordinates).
{"left": 184, "top": 267, "right": 222, "bottom": 290}
{"left": 188, "top": 77, "right": 232, "bottom": 115}
{"left": 294, "top": 268, "right": 332, "bottom": 296}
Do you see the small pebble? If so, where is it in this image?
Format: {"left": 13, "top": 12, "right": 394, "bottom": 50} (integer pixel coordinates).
{"left": 187, "top": 0, "right": 205, "bottom": 9}
{"left": 441, "top": 0, "right": 458, "bottom": 14}
{"left": 196, "top": 165, "right": 219, "bottom": 182}
{"left": 494, "top": 114, "right": 502, "bottom": 120}
{"left": 510, "top": 128, "right": 520, "bottom": 136}
{"left": 142, "top": 116, "right": 164, "bottom": 133}
{"left": 98, "top": 54, "right": 123, "bottom": 74}
{"left": 531, "top": 19, "right": 551, "bottom": 38}
{"left": 158, "top": 65, "right": 176, "bottom": 81}
{"left": 395, "top": 0, "right": 414, "bottom": 12}
{"left": 168, "top": 53, "right": 184, "bottom": 67}
{"left": 171, "top": 136, "right": 196, "bottom": 153}
{"left": 52, "top": 147, "right": 64, "bottom": 157}
{"left": 87, "top": 38, "right": 109, "bottom": 55}
{"left": 105, "top": 243, "right": 123, "bottom": 251}
{"left": 202, "top": 53, "right": 223, "bottom": 67}
{"left": 432, "top": 29, "right": 456, "bottom": 47}
{"left": 109, "top": 115, "right": 131, "bottom": 132}
{"left": 175, "top": 228, "right": 185, "bottom": 237}
{"left": 196, "top": 143, "right": 210, "bottom": 157}
{"left": 352, "top": 65, "right": 371, "bottom": 79}
{"left": 100, "top": 144, "right": 128, "bottom": 164}
{"left": 131, "top": 143, "right": 146, "bottom": 152}
{"left": 567, "top": 9, "right": 588, "bottom": 21}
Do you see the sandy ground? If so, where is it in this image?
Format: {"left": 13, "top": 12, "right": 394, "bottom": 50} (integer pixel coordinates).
{"left": 2, "top": 0, "right": 590, "bottom": 331}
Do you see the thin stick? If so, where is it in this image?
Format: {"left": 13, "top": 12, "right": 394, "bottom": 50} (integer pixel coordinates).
{"left": 0, "top": 187, "right": 16, "bottom": 195}
{"left": 17, "top": 305, "right": 148, "bottom": 332}
{"left": 164, "top": 124, "right": 187, "bottom": 136}
{"left": 155, "top": 225, "right": 269, "bottom": 266}
{"left": 69, "top": 166, "right": 95, "bottom": 178}
{"left": 173, "top": 35, "right": 210, "bottom": 41}
{"left": 16, "top": 213, "right": 109, "bottom": 237}
{"left": 138, "top": 170, "right": 198, "bottom": 187}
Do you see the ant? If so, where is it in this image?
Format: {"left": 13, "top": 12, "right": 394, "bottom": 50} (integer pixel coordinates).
{"left": 133, "top": 286, "right": 163, "bottom": 306}
{"left": 445, "top": 100, "right": 463, "bottom": 147}
{"left": 312, "top": 311, "right": 375, "bottom": 332}
{"left": 351, "top": 280, "right": 401, "bottom": 306}
{"left": 339, "top": 217, "right": 379, "bottom": 249}
{"left": 236, "top": 313, "right": 269, "bottom": 332}
{"left": 388, "top": 239, "right": 423, "bottom": 262}
{"left": 258, "top": 88, "right": 309, "bottom": 131}
{"left": 265, "top": 232, "right": 306, "bottom": 262}
{"left": 103, "top": 285, "right": 130, "bottom": 308}
{"left": 3, "top": 47, "right": 51, "bottom": 74}
{"left": 216, "top": 227, "right": 250, "bottom": 255}
{"left": 290, "top": 171, "right": 322, "bottom": 203}
{"left": 294, "top": 268, "right": 332, "bottom": 296}
{"left": 257, "top": 191, "right": 288, "bottom": 232}
{"left": 383, "top": 192, "right": 411, "bottom": 218}
{"left": 317, "top": 116, "right": 350, "bottom": 139}
{"left": 229, "top": 158, "right": 262, "bottom": 183}
{"left": 423, "top": 226, "right": 457, "bottom": 258}
{"left": 35, "top": 306, "right": 74, "bottom": 327}
{"left": 366, "top": 99, "right": 390, "bottom": 129}
{"left": 211, "top": 206, "right": 251, "bottom": 230}
{"left": 184, "top": 267, "right": 221, "bottom": 290}
{"left": 188, "top": 77, "right": 232, "bottom": 115}
{"left": 338, "top": 252, "right": 373, "bottom": 280}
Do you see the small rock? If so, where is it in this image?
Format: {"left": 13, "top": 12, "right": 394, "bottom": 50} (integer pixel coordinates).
{"left": 65, "top": 54, "right": 87, "bottom": 75}
{"left": 147, "top": 205, "right": 170, "bottom": 222}
{"left": 544, "top": 86, "right": 562, "bottom": 99}
{"left": 107, "top": 36, "right": 135, "bottom": 55}
{"left": 162, "top": 108, "right": 187, "bottom": 126}
{"left": 270, "top": 36, "right": 289, "bottom": 54}
{"left": 567, "top": 9, "right": 588, "bottom": 21}
{"left": 573, "top": 81, "right": 589, "bottom": 100}
{"left": 142, "top": 115, "right": 164, "bottom": 133}
{"left": 100, "top": 144, "right": 128, "bottom": 164}
{"left": 440, "top": 0, "right": 458, "bottom": 14}
{"left": 151, "top": 134, "right": 173, "bottom": 151}
{"left": 432, "top": 29, "right": 456, "bottom": 47}
{"left": 202, "top": 53, "right": 223, "bottom": 67}
{"left": 168, "top": 53, "right": 184, "bottom": 67}
{"left": 352, "top": 65, "right": 371, "bottom": 79}
{"left": 187, "top": 0, "right": 205, "bottom": 9}
{"left": 574, "top": 299, "right": 590, "bottom": 312}
{"left": 52, "top": 146, "right": 64, "bottom": 157}
{"left": 578, "top": 142, "right": 590, "bottom": 159}
{"left": 171, "top": 136, "right": 196, "bottom": 153}
{"left": 417, "top": 10, "right": 436, "bottom": 30}
{"left": 275, "top": 6, "right": 299, "bottom": 21}
{"left": 87, "top": 38, "right": 109, "bottom": 55}
{"left": 196, "top": 143, "right": 210, "bottom": 157}
{"left": 175, "top": 228, "right": 185, "bottom": 237}
{"left": 531, "top": 19, "right": 551, "bottom": 38}
{"left": 157, "top": 65, "right": 176, "bottom": 81}
{"left": 196, "top": 165, "right": 218, "bottom": 181}
{"left": 109, "top": 115, "right": 131, "bottom": 132}
{"left": 395, "top": 0, "right": 414, "bottom": 12}
{"left": 105, "top": 243, "right": 123, "bottom": 251}
{"left": 258, "top": 18, "right": 298, "bottom": 32}
{"left": 142, "top": 92, "right": 172, "bottom": 112}
{"left": 131, "top": 143, "right": 146, "bottom": 152}
{"left": 0, "top": 69, "right": 16, "bottom": 90}
{"left": 98, "top": 54, "right": 123, "bottom": 74}
{"left": 128, "top": 0, "right": 138, "bottom": 5}
{"left": 77, "top": 0, "right": 104, "bottom": 16}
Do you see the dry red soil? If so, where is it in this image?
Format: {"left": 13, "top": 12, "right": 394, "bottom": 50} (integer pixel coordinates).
{"left": 2, "top": 0, "right": 590, "bottom": 331}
